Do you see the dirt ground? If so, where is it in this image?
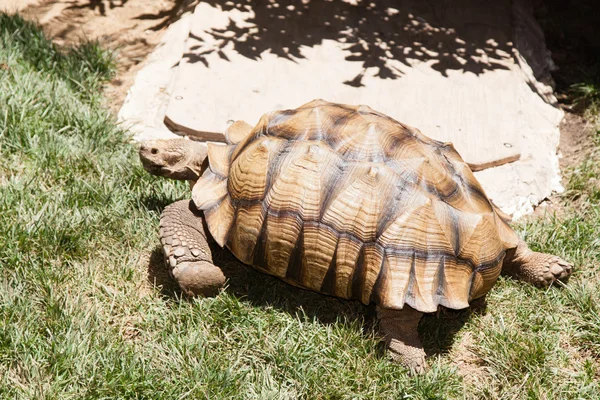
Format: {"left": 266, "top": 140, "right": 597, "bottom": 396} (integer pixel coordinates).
{"left": 1, "top": 0, "right": 595, "bottom": 186}
{"left": 534, "top": 0, "right": 600, "bottom": 163}
{"left": 2, "top": 0, "right": 200, "bottom": 112}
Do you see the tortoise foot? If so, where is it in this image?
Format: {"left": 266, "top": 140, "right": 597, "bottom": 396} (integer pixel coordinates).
{"left": 160, "top": 200, "right": 225, "bottom": 297}
{"left": 377, "top": 306, "right": 426, "bottom": 374}
{"left": 171, "top": 261, "right": 226, "bottom": 297}
{"left": 387, "top": 337, "right": 427, "bottom": 374}
{"left": 529, "top": 255, "right": 572, "bottom": 287}
{"left": 503, "top": 241, "right": 573, "bottom": 287}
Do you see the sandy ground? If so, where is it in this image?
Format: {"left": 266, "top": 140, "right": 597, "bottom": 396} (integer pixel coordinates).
{"left": 1, "top": 0, "right": 200, "bottom": 112}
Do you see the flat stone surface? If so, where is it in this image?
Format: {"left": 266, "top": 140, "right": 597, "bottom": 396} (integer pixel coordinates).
{"left": 118, "top": 13, "right": 193, "bottom": 142}
{"left": 0, "top": 0, "right": 39, "bottom": 12}
{"left": 127, "top": 0, "right": 563, "bottom": 217}
{"left": 165, "top": 0, "right": 535, "bottom": 170}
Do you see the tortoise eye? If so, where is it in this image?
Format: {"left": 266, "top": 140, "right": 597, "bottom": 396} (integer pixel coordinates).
{"left": 151, "top": 148, "right": 158, "bottom": 155}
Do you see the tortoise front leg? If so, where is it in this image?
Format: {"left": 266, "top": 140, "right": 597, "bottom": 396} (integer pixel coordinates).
{"left": 502, "top": 241, "right": 572, "bottom": 287}
{"left": 377, "top": 306, "right": 426, "bottom": 373}
{"left": 159, "top": 200, "right": 226, "bottom": 297}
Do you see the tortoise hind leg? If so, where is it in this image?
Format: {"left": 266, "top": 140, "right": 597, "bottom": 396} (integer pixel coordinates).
{"left": 377, "top": 306, "right": 426, "bottom": 373}
{"left": 160, "top": 200, "right": 226, "bottom": 297}
{"left": 502, "top": 240, "right": 572, "bottom": 287}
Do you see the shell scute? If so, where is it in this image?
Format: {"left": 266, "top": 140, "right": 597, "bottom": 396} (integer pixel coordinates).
{"left": 301, "top": 222, "right": 338, "bottom": 291}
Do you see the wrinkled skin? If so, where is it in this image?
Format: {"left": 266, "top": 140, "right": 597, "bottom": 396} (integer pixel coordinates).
{"left": 139, "top": 138, "right": 208, "bottom": 181}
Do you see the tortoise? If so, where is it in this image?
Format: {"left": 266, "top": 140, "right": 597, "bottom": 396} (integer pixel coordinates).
{"left": 139, "top": 99, "right": 572, "bottom": 372}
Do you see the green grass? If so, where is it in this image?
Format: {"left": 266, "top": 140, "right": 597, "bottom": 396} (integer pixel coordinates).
{"left": 1, "top": 12, "right": 600, "bottom": 399}
{"left": 571, "top": 81, "right": 600, "bottom": 120}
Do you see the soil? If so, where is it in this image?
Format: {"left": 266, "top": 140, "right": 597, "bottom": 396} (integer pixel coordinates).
{"left": 529, "top": 0, "right": 600, "bottom": 217}
{"left": 3, "top": 0, "right": 200, "bottom": 113}
{"left": 535, "top": 0, "right": 600, "bottom": 172}
{"left": 558, "top": 111, "right": 596, "bottom": 169}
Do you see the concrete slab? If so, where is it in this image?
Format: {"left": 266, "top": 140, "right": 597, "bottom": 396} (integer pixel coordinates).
{"left": 125, "top": 0, "right": 563, "bottom": 217}
{"left": 165, "top": 0, "right": 542, "bottom": 170}
{"left": 0, "top": 0, "right": 40, "bottom": 13}
{"left": 118, "top": 12, "right": 193, "bottom": 142}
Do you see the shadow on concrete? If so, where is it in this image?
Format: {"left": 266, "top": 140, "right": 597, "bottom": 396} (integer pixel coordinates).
{"left": 134, "top": 0, "right": 199, "bottom": 31}
{"left": 194, "top": 0, "right": 511, "bottom": 86}
{"left": 136, "top": 0, "right": 516, "bottom": 87}
{"left": 66, "top": 0, "right": 130, "bottom": 16}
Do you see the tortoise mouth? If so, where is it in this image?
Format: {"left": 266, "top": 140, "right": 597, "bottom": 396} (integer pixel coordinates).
{"left": 141, "top": 161, "right": 166, "bottom": 175}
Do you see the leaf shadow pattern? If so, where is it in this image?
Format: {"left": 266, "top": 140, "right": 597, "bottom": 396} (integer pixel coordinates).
{"left": 66, "top": 0, "right": 131, "bottom": 16}
{"left": 134, "top": 0, "right": 200, "bottom": 32}
{"left": 179, "top": 0, "right": 515, "bottom": 87}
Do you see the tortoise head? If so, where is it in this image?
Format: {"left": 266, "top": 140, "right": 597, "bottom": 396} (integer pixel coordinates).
{"left": 139, "top": 138, "right": 208, "bottom": 181}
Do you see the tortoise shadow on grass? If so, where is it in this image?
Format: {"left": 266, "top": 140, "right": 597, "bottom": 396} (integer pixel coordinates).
{"left": 139, "top": 193, "right": 178, "bottom": 216}
{"left": 146, "top": 245, "right": 487, "bottom": 358}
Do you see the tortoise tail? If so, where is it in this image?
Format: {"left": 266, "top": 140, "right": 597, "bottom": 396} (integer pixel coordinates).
{"left": 225, "top": 120, "right": 254, "bottom": 145}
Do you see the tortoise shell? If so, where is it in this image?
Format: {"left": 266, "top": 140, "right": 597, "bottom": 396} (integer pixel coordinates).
{"left": 192, "top": 100, "right": 519, "bottom": 313}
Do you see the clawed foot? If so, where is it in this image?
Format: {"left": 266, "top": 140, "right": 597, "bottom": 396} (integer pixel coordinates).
{"left": 159, "top": 200, "right": 226, "bottom": 297}
{"left": 503, "top": 241, "right": 573, "bottom": 288}
{"left": 171, "top": 261, "right": 226, "bottom": 297}
{"left": 533, "top": 256, "right": 572, "bottom": 287}
{"left": 163, "top": 241, "right": 226, "bottom": 297}
{"left": 378, "top": 306, "right": 426, "bottom": 374}
{"left": 387, "top": 338, "right": 427, "bottom": 374}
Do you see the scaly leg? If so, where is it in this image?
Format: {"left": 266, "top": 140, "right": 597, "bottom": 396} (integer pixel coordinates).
{"left": 159, "top": 200, "right": 226, "bottom": 296}
{"left": 377, "top": 306, "right": 426, "bottom": 373}
{"left": 502, "top": 240, "right": 572, "bottom": 287}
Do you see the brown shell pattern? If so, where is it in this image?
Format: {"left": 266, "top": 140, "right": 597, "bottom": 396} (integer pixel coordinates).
{"left": 192, "top": 99, "right": 519, "bottom": 313}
